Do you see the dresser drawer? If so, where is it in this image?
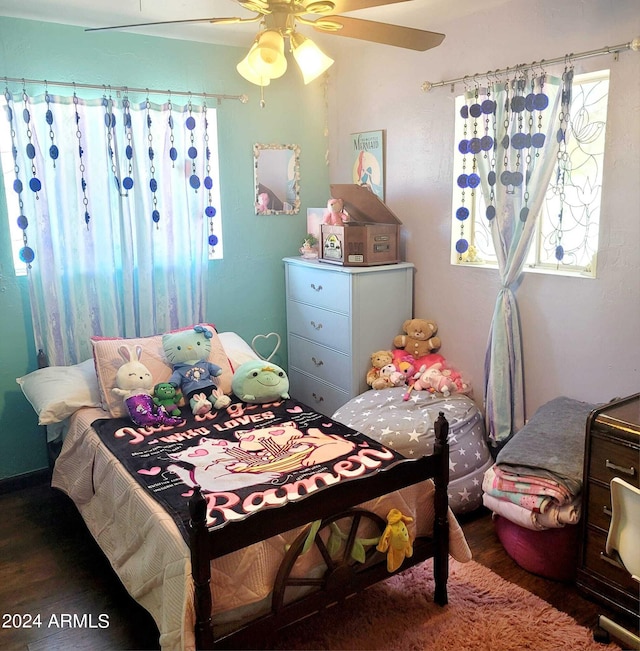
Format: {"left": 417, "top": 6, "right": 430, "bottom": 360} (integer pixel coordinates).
{"left": 589, "top": 435, "right": 639, "bottom": 488}
{"left": 287, "top": 264, "right": 350, "bottom": 313}
{"left": 288, "top": 336, "right": 352, "bottom": 391}
{"left": 586, "top": 481, "right": 612, "bottom": 533}
{"left": 288, "top": 368, "right": 350, "bottom": 418}
{"left": 582, "top": 527, "right": 640, "bottom": 596}
{"left": 286, "top": 302, "right": 350, "bottom": 353}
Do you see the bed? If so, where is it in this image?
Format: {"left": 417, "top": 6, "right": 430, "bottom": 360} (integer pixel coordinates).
{"left": 17, "top": 326, "right": 472, "bottom": 651}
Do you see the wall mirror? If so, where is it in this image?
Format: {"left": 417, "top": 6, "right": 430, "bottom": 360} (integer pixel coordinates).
{"left": 254, "top": 143, "right": 301, "bottom": 215}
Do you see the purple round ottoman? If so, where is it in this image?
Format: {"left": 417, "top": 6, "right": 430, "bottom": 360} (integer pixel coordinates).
{"left": 493, "top": 514, "right": 580, "bottom": 582}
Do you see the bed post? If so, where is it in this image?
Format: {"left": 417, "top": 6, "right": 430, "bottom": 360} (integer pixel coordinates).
{"left": 188, "top": 485, "right": 214, "bottom": 650}
{"left": 433, "top": 411, "right": 449, "bottom": 605}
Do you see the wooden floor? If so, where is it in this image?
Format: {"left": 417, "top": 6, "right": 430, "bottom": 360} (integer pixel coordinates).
{"left": 0, "top": 481, "right": 626, "bottom": 650}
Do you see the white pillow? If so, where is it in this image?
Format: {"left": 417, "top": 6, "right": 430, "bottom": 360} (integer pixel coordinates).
{"left": 17, "top": 358, "right": 103, "bottom": 425}
{"left": 218, "top": 331, "right": 260, "bottom": 369}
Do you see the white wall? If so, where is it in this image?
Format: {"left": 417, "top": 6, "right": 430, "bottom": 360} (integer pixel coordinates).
{"left": 327, "top": 0, "right": 640, "bottom": 418}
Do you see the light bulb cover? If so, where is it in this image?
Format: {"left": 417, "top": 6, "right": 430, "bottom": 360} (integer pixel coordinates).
{"left": 237, "top": 44, "right": 271, "bottom": 86}
{"left": 248, "top": 30, "right": 288, "bottom": 79}
{"left": 291, "top": 33, "right": 334, "bottom": 84}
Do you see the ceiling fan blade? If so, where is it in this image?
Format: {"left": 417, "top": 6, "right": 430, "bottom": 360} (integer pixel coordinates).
{"left": 85, "top": 15, "right": 258, "bottom": 33}
{"left": 313, "top": 15, "right": 445, "bottom": 51}
{"left": 328, "top": 0, "right": 411, "bottom": 14}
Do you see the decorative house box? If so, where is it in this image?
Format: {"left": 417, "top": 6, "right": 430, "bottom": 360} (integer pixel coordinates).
{"left": 319, "top": 184, "right": 402, "bottom": 267}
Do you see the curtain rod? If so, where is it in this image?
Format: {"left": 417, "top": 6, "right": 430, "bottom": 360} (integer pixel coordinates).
{"left": 2, "top": 75, "right": 248, "bottom": 104}
{"left": 422, "top": 37, "right": 640, "bottom": 92}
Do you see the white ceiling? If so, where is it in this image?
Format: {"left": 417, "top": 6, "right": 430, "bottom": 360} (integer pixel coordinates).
{"left": 0, "top": 0, "right": 505, "bottom": 49}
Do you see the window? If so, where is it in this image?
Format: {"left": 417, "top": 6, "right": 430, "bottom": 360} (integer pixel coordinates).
{"left": 451, "top": 69, "right": 609, "bottom": 277}
{"left": 1, "top": 91, "right": 223, "bottom": 277}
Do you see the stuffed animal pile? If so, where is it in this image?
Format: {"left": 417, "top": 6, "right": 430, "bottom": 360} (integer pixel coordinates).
{"left": 365, "top": 318, "right": 471, "bottom": 399}
{"left": 112, "top": 345, "right": 183, "bottom": 427}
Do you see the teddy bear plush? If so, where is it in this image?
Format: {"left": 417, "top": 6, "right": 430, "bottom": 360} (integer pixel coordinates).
{"left": 322, "top": 198, "right": 349, "bottom": 226}
{"left": 393, "top": 318, "right": 441, "bottom": 359}
{"left": 366, "top": 350, "right": 395, "bottom": 390}
{"left": 256, "top": 192, "right": 270, "bottom": 214}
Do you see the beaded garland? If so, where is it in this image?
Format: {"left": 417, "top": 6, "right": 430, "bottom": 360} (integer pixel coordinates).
{"left": 4, "top": 86, "right": 35, "bottom": 266}
{"left": 3, "top": 85, "right": 221, "bottom": 265}
{"left": 454, "top": 67, "right": 572, "bottom": 263}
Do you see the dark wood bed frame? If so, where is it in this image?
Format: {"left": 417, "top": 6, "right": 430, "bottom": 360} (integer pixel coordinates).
{"left": 188, "top": 411, "right": 451, "bottom": 650}
{"left": 39, "top": 348, "right": 451, "bottom": 650}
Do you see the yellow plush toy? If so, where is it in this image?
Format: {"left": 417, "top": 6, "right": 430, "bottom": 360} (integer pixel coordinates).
{"left": 376, "top": 508, "right": 414, "bottom": 572}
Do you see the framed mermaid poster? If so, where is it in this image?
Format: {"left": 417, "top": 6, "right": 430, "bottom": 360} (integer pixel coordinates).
{"left": 350, "top": 130, "right": 385, "bottom": 200}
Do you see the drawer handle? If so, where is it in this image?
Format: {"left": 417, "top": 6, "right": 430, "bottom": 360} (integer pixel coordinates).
{"left": 311, "top": 357, "right": 324, "bottom": 367}
{"left": 310, "top": 283, "right": 323, "bottom": 292}
{"left": 605, "top": 459, "right": 636, "bottom": 477}
{"left": 600, "top": 551, "right": 625, "bottom": 570}
{"left": 603, "top": 506, "right": 612, "bottom": 517}
{"left": 311, "top": 393, "right": 325, "bottom": 404}
{"left": 310, "top": 321, "right": 323, "bottom": 331}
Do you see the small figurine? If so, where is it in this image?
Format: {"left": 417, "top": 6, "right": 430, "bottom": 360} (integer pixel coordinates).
{"left": 300, "top": 233, "right": 319, "bottom": 259}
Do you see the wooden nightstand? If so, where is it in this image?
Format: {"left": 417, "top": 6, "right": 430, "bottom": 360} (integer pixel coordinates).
{"left": 577, "top": 393, "right": 640, "bottom": 626}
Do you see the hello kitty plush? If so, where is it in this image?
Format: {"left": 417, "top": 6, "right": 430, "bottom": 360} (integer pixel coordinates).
{"left": 163, "top": 325, "right": 231, "bottom": 415}
{"left": 112, "top": 345, "right": 182, "bottom": 427}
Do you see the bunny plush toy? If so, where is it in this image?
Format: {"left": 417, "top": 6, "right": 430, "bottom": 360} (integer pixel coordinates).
{"left": 112, "top": 344, "right": 183, "bottom": 427}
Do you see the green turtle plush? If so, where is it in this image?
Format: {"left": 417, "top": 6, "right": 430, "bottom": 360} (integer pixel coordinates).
{"left": 232, "top": 360, "right": 290, "bottom": 403}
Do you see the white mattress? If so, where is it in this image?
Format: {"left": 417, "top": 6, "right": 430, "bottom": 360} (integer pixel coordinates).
{"left": 52, "top": 405, "right": 472, "bottom": 651}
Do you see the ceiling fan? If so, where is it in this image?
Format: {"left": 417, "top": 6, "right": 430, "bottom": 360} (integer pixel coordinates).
{"left": 86, "top": 0, "right": 445, "bottom": 86}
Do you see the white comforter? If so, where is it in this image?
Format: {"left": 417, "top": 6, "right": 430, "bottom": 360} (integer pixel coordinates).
{"left": 52, "top": 406, "right": 472, "bottom": 651}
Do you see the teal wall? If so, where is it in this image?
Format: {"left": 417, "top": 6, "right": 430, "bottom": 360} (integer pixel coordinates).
{"left": 0, "top": 17, "right": 330, "bottom": 480}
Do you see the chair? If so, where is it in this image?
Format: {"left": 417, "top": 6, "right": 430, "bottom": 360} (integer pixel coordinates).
{"left": 595, "top": 477, "right": 640, "bottom": 650}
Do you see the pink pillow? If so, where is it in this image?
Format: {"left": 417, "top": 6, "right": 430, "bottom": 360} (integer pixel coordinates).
{"left": 91, "top": 324, "right": 233, "bottom": 418}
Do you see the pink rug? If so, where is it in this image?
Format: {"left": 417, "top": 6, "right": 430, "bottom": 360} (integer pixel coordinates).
{"left": 273, "top": 559, "right": 620, "bottom": 651}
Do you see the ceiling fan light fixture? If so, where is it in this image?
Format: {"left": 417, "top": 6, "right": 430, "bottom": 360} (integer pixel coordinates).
{"left": 291, "top": 33, "right": 334, "bottom": 84}
{"left": 311, "top": 18, "right": 344, "bottom": 32}
{"left": 304, "top": 1, "right": 336, "bottom": 14}
{"left": 237, "top": 44, "right": 271, "bottom": 86}
{"left": 248, "top": 29, "right": 288, "bottom": 79}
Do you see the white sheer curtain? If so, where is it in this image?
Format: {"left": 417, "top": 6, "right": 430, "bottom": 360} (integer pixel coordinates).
{"left": 458, "top": 71, "right": 572, "bottom": 444}
{"left": 4, "top": 90, "right": 219, "bottom": 365}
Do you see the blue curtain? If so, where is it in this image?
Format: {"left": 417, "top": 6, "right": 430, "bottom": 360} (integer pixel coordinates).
{"left": 4, "top": 89, "right": 220, "bottom": 365}
{"left": 456, "top": 71, "right": 572, "bottom": 443}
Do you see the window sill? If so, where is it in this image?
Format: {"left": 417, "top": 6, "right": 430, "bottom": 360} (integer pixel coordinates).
{"left": 453, "top": 260, "right": 596, "bottom": 279}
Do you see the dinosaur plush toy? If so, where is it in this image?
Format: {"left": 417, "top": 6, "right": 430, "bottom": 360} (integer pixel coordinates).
{"left": 376, "top": 508, "right": 414, "bottom": 572}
